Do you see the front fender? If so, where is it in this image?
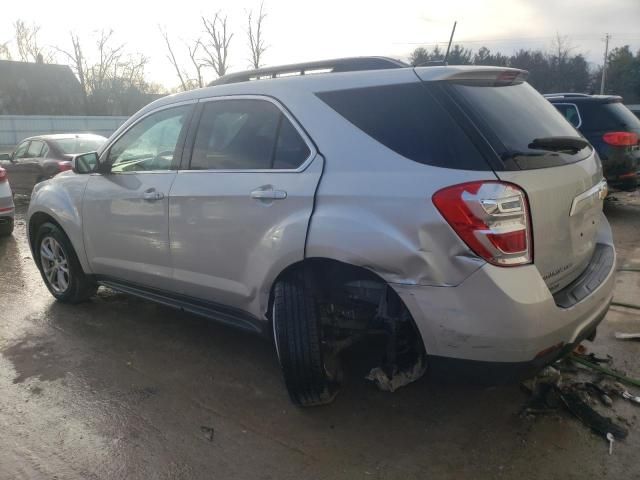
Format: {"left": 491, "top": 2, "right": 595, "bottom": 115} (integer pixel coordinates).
{"left": 28, "top": 174, "right": 91, "bottom": 273}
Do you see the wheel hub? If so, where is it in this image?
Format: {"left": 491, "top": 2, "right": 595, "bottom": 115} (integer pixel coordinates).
{"left": 40, "top": 236, "right": 70, "bottom": 293}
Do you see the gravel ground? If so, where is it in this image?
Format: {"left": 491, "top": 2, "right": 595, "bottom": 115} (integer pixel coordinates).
{"left": 0, "top": 194, "right": 639, "bottom": 480}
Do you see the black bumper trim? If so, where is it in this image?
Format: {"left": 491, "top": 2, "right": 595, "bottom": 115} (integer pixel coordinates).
{"left": 553, "top": 243, "right": 614, "bottom": 309}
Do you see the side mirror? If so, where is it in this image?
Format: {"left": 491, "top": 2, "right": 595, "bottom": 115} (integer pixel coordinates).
{"left": 71, "top": 151, "right": 100, "bottom": 174}
{"left": 0, "top": 153, "right": 11, "bottom": 161}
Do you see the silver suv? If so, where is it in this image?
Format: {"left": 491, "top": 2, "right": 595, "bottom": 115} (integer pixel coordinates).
{"left": 27, "top": 58, "right": 615, "bottom": 406}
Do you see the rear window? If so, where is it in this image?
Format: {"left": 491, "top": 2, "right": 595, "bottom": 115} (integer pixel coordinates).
{"left": 449, "top": 82, "right": 591, "bottom": 169}
{"left": 54, "top": 137, "right": 105, "bottom": 155}
{"left": 579, "top": 102, "right": 640, "bottom": 133}
{"left": 316, "top": 82, "right": 490, "bottom": 170}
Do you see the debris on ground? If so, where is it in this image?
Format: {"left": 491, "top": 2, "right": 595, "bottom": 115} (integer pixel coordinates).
{"left": 570, "top": 353, "right": 640, "bottom": 388}
{"left": 621, "top": 390, "right": 640, "bottom": 405}
{"left": 366, "top": 356, "right": 427, "bottom": 392}
{"left": 558, "top": 388, "right": 628, "bottom": 439}
{"left": 200, "top": 425, "right": 215, "bottom": 442}
{"left": 521, "top": 345, "right": 640, "bottom": 452}
{"left": 614, "top": 332, "right": 640, "bottom": 341}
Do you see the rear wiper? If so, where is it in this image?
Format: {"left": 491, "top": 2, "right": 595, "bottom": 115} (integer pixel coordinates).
{"left": 528, "top": 136, "right": 590, "bottom": 152}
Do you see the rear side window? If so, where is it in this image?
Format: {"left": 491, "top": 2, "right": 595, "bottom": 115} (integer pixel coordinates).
{"left": 450, "top": 82, "right": 591, "bottom": 169}
{"left": 27, "top": 140, "right": 45, "bottom": 157}
{"left": 190, "top": 99, "right": 311, "bottom": 170}
{"left": 316, "top": 83, "right": 489, "bottom": 170}
{"left": 579, "top": 102, "right": 640, "bottom": 132}
{"left": 553, "top": 103, "right": 581, "bottom": 128}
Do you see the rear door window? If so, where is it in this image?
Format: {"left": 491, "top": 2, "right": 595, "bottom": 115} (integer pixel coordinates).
{"left": 190, "top": 99, "right": 311, "bottom": 170}
{"left": 316, "top": 82, "right": 490, "bottom": 170}
{"left": 449, "top": 82, "right": 591, "bottom": 169}
{"left": 26, "top": 140, "right": 45, "bottom": 158}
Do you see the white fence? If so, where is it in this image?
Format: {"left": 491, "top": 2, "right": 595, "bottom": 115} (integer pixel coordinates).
{"left": 0, "top": 115, "right": 128, "bottom": 151}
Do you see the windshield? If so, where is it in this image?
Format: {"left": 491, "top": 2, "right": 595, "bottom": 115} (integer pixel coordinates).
{"left": 54, "top": 137, "right": 105, "bottom": 155}
{"left": 449, "top": 82, "right": 592, "bottom": 169}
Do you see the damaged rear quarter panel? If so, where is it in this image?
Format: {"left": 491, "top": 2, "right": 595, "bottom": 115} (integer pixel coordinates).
{"left": 305, "top": 164, "right": 495, "bottom": 288}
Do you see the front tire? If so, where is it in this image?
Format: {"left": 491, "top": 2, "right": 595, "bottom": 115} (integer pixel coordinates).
{"left": 35, "top": 222, "right": 97, "bottom": 303}
{"left": 272, "top": 269, "right": 339, "bottom": 407}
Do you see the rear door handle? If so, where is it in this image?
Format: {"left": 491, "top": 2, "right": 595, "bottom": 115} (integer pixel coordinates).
{"left": 250, "top": 189, "right": 287, "bottom": 200}
{"left": 143, "top": 189, "right": 165, "bottom": 201}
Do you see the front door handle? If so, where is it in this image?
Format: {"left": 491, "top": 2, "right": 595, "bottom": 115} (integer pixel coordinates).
{"left": 250, "top": 188, "right": 287, "bottom": 200}
{"left": 143, "top": 189, "right": 165, "bottom": 201}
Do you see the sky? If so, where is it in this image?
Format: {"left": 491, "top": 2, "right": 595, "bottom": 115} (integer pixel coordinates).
{"left": 2, "top": 0, "right": 639, "bottom": 89}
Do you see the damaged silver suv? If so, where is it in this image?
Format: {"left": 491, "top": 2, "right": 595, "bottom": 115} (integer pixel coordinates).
{"left": 27, "top": 57, "right": 615, "bottom": 406}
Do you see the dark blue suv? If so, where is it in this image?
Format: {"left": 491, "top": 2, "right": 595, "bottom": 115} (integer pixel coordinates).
{"left": 546, "top": 94, "right": 640, "bottom": 191}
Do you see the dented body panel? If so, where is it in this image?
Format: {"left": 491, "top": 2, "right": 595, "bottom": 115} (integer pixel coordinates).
{"left": 393, "top": 213, "right": 615, "bottom": 363}
{"left": 305, "top": 164, "right": 493, "bottom": 286}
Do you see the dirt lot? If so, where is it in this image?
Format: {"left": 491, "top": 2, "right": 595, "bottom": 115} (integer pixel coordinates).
{"left": 1, "top": 195, "right": 639, "bottom": 480}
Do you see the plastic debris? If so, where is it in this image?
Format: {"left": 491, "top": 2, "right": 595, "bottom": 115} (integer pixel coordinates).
{"left": 558, "top": 388, "right": 628, "bottom": 440}
{"left": 621, "top": 390, "right": 640, "bottom": 405}
{"left": 521, "top": 346, "right": 639, "bottom": 446}
{"left": 366, "top": 356, "right": 426, "bottom": 392}
{"left": 570, "top": 353, "right": 640, "bottom": 388}
{"left": 614, "top": 332, "right": 640, "bottom": 341}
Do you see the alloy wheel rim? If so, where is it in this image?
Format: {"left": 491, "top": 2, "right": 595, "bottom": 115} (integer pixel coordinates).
{"left": 40, "top": 236, "right": 70, "bottom": 293}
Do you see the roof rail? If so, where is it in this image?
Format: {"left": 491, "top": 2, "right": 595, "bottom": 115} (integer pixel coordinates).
{"left": 543, "top": 93, "right": 591, "bottom": 98}
{"left": 209, "top": 56, "right": 409, "bottom": 86}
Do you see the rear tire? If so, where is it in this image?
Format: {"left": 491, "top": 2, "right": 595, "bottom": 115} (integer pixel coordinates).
{"left": 35, "top": 222, "right": 97, "bottom": 303}
{"left": 0, "top": 218, "right": 13, "bottom": 237}
{"left": 272, "top": 269, "right": 339, "bottom": 407}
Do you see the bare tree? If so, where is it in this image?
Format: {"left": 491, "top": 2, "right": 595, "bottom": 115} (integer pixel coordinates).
{"left": 0, "top": 41, "right": 11, "bottom": 60}
{"left": 88, "top": 30, "right": 124, "bottom": 93}
{"left": 160, "top": 27, "right": 189, "bottom": 91}
{"left": 247, "top": 2, "right": 267, "bottom": 69}
{"left": 159, "top": 27, "right": 206, "bottom": 90}
{"left": 550, "top": 33, "right": 574, "bottom": 65}
{"left": 187, "top": 40, "right": 206, "bottom": 88}
{"left": 14, "top": 20, "right": 53, "bottom": 63}
{"left": 56, "top": 33, "right": 88, "bottom": 101}
{"left": 201, "top": 12, "right": 233, "bottom": 77}
{"left": 56, "top": 30, "right": 156, "bottom": 114}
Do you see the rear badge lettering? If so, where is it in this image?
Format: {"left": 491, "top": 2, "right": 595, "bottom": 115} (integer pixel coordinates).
{"left": 543, "top": 263, "right": 574, "bottom": 281}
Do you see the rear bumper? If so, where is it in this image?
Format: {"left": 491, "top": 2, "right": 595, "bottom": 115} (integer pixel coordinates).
{"left": 392, "top": 217, "right": 616, "bottom": 381}
{"left": 426, "top": 297, "right": 609, "bottom": 384}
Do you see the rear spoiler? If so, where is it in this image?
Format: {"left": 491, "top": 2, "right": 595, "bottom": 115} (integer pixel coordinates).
{"left": 415, "top": 66, "right": 528, "bottom": 86}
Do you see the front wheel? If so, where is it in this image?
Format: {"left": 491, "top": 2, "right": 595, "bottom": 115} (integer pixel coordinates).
{"left": 35, "top": 222, "right": 97, "bottom": 303}
{"left": 272, "top": 269, "right": 340, "bottom": 407}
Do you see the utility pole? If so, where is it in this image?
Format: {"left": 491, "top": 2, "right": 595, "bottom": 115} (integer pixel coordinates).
{"left": 600, "top": 33, "right": 611, "bottom": 95}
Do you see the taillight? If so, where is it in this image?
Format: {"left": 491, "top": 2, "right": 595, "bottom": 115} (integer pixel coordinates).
{"left": 0, "top": 168, "right": 7, "bottom": 183}
{"left": 57, "top": 161, "right": 72, "bottom": 172}
{"left": 603, "top": 131, "right": 638, "bottom": 147}
{"left": 433, "top": 181, "right": 532, "bottom": 267}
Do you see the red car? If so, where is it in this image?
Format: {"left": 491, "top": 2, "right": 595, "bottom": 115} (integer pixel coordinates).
{"left": 0, "top": 134, "right": 106, "bottom": 195}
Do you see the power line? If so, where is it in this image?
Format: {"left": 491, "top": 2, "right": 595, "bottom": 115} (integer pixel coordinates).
{"left": 394, "top": 33, "right": 640, "bottom": 45}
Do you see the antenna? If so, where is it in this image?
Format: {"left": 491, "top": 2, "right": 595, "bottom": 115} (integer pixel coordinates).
{"left": 443, "top": 21, "right": 457, "bottom": 63}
